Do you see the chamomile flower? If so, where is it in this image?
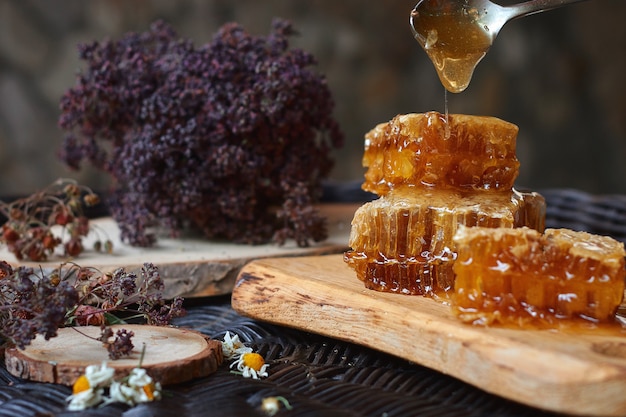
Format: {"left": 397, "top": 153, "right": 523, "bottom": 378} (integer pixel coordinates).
{"left": 108, "top": 367, "right": 162, "bottom": 406}
{"left": 221, "top": 331, "right": 252, "bottom": 360}
{"left": 82, "top": 362, "right": 116, "bottom": 387}
{"left": 230, "top": 352, "right": 270, "bottom": 379}
{"left": 261, "top": 396, "right": 293, "bottom": 416}
{"left": 66, "top": 362, "right": 115, "bottom": 410}
{"left": 67, "top": 386, "right": 105, "bottom": 411}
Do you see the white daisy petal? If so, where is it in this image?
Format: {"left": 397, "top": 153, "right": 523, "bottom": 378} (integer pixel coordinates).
{"left": 222, "top": 331, "right": 253, "bottom": 360}
{"left": 230, "top": 352, "right": 270, "bottom": 379}
{"left": 107, "top": 368, "right": 161, "bottom": 406}
{"left": 84, "top": 362, "right": 115, "bottom": 388}
{"left": 67, "top": 388, "right": 104, "bottom": 411}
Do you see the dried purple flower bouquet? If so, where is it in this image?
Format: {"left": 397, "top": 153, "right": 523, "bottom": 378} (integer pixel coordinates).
{"left": 58, "top": 19, "right": 343, "bottom": 247}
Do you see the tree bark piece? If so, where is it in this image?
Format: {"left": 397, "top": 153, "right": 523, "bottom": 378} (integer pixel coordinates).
{"left": 0, "top": 204, "right": 356, "bottom": 298}
{"left": 4, "top": 325, "right": 222, "bottom": 386}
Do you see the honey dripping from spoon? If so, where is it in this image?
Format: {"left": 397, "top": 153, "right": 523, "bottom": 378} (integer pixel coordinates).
{"left": 410, "top": 0, "right": 589, "bottom": 93}
{"left": 411, "top": 1, "right": 492, "bottom": 94}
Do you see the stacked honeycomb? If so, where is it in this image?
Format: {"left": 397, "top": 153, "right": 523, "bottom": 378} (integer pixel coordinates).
{"left": 344, "top": 112, "right": 546, "bottom": 296}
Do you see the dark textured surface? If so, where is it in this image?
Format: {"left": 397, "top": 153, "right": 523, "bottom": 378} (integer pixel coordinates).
{"left": 0, "top": 299, "right": 562, "bottom": 417}
{"left": 1, "top": 187, "right": 625, "bottom": 416}
{"left": 542, "top": 188, "right": 626, "bottom": 243}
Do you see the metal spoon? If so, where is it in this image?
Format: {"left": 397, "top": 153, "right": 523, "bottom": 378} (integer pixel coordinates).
{"left": 410, "top": 0, "right": 589, "bottom": 93}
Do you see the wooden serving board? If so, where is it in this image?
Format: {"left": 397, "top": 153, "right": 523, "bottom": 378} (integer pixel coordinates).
{"left": 4, "top": 325, "right": 222, "bottom": 386}
{"left": 232, "top": 254, "right": 626, "bottom": 417}
{"left": 0, "top": 204, "right": 356, "bottom": 299}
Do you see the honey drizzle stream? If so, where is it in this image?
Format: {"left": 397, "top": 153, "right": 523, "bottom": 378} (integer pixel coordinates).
{"left": 444, "top": 89, "right": 450, "bottom": 138}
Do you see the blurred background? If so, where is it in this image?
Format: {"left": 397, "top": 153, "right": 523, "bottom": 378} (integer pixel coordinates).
{"left": 0, "top": 0, "right": 624, "bottom": 197}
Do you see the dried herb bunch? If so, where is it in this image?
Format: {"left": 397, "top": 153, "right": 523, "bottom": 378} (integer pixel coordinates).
{"left": 59, "top": 19, "right": 344, "bottom": 247}
{"left": 0, "top": 179, "right": 110, "bottom": 262}
{"left": 0, "top": 261, "right": 77, "bottom": 349}
{"left": 0, "top": 261, "right": 185, "bottom": 359}
{"left": 67, "top": 262, "right": 185, "bottom": 328}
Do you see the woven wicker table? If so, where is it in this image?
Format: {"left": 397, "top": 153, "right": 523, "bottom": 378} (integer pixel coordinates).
{"left": 1, "top": 187, "right": 624, "bottom": 417}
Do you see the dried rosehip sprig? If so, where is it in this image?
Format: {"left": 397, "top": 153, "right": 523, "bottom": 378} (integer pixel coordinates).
{"left": 0, "top": 179, "right": 112, "bottom": 261}
{"left": 59, "top": 19, "right": 343, "bottom": 248}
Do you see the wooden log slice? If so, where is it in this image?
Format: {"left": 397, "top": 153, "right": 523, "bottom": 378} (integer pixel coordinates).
{"left": 4, "top": 325, "right": 223, "bottom": 386}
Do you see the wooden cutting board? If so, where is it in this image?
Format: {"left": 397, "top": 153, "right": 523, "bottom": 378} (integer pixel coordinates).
{"left": 0, "top": 204, "right": 356, "bottom": 299}
{"left": 232, "top": 254, "right": 626, "bottom": 417}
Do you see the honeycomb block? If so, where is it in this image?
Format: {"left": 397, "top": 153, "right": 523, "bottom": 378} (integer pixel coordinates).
{"left": 362, "top": 112, "right": 520, "bottom": 196}
{"left": 344, "top": 187, "right": 546, "bottom": 296}
{"left": 452, "top": 226, "right": 626, "bottom": 326}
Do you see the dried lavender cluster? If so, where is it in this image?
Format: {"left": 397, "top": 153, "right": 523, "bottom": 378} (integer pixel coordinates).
{"left": 59, "top": 19, "right": 344, "bottom": 247}
{"left": 0, "top": 261, "right": 78, "bottom": 349}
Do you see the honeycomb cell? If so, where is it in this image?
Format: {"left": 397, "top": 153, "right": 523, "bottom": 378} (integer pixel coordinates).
{"left": 344, "top": 187, "right": 545, "bottom": 296}
{"left": 452, "top": 226, "right": 626, "bottom": 326}
{"left": 362, "top": 112, "right": 520, "bottom": 196}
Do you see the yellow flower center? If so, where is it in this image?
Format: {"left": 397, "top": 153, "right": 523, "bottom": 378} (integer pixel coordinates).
{"left": 143, "top": 383, "right": 156, "bottom": 400}
{"left": 242, "top": 352, "right": 265, "bottom": 371}
{"left": 72, "top": 375, "right": 90, "bottom": 394}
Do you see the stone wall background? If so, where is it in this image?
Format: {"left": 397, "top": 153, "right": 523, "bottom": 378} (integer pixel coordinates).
{"left": 0, "top": 0, "right": 625, "bottom": 197}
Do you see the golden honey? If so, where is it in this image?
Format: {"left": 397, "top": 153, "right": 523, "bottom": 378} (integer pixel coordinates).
{"left": 344, "top": 112, "right": 546, "bottom": 297}
{"left": 452, "top": 226, "right": 626, "bottom": 325}
{"left": 362, "top": 112, "right": 520, "bottom": 195}
{"left": 411, "top": 2, "right": 493, "bottom": 93}
{"left": 344, "top": 187, "right": 545, "bottom": 296}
